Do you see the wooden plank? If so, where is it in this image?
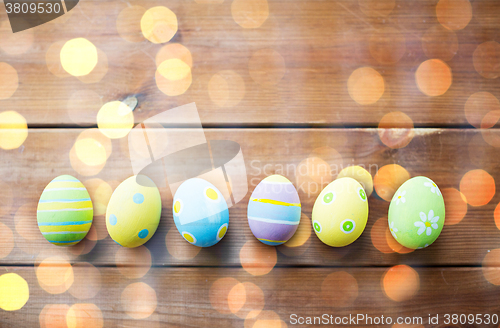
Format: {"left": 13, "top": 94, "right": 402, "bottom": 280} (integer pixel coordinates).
{"left": 1, "top": 128, "right": 500, "bottom": 267}
{"left": 0, "top": 0, "right": 499, "bottom": 126}
{"left": 1, "top": 266, "right": 499, "bottom": 327}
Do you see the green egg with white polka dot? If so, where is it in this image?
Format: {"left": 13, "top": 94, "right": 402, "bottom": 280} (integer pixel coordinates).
{"left": 106, "top": 175, "right": 162, "bottom": 248}
{"left": 388, "top": 176, "right": 445, "bottom": 250}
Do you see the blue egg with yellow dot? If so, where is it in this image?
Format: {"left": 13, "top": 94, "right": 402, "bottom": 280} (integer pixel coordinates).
{"left": 172, "top": 178, "right": 229, "bottom": 247}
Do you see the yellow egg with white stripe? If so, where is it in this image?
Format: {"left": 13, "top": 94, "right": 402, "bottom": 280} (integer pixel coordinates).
{"left": 37, "top": 175, "right": 93, "bottom": 246}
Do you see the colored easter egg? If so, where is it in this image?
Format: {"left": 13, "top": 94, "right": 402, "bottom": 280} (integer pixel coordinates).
{"left": 173, "top": 178, "right": 229, "bottom": 247}
{"left": 388, "top": 176, "right": 445, "bottom": 249}
{"left": 312, "top": 177, "right": 369, "bottom": 247}
{"left": 337, "top": 165, "right": 374, "bottom": 197}
{"left": 106, "top": 175, "right": 161, "bottom": 248}
{"left": 247, "top": 175, "right": 301, "bottom": 245}
{"left": 37, "top": 175, "right": 93, "bottom": 246}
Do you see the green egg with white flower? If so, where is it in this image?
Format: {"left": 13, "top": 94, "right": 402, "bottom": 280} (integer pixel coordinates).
{"left": 388, "top": 176, "right": 445, "bottom": 250}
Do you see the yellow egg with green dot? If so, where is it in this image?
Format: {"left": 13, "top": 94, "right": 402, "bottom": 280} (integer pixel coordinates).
{"left": 312, "top": 177, "right": 369, "bottom": 247}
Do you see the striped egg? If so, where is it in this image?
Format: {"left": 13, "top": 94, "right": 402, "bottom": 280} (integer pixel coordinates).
{"left": 37, "top": 175, "right": 93, "bottom": 246}
{"left": 247, "top": 175, "right": 301, "bottom": 245}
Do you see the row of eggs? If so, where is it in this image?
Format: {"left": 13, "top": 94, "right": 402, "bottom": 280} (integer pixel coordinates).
{"left": 36, "top": 166, "right": 445, "bottom": 250}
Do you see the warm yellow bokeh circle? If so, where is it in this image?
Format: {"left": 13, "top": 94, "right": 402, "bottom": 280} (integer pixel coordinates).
{"left": 97, "top": 101, "right": 134, "bottom": 139}
{"left": 0, "top": 273, "right": 29, "bottom": 311}
{"left": 60, "top": 38, "right": 98, "bottom": 77}
{"left": 141, "top": 6, "right": 178, "bottom": 44}
{"left": 157, "top": 58, "right": 191, "bottom": 81}
{"left": 0, "top": 111, "right": 28, "bottom": 150}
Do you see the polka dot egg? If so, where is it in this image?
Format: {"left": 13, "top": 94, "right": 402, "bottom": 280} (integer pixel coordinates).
{"left": 173, "top": 178, "right": 229, "bottom": 247}
{"left": 388, "top": 176, "right": 445, "bottom": 249}
{"left": 312, "top": 177, "right": 369, "bottom": 247}
{"left": 106, "top": 175, "right": 161, "bottom": 248}
{"left": 247, "top": 175, "right": 301, "bottom": 245}
{"left": 37, "top": 175, "right": 93, "bottom": 246}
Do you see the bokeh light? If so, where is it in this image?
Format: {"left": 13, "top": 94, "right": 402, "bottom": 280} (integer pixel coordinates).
{"left": 0, "top": 273, "right": 29, "bottom": 311}
{"left": 210, "top": 277, "right": 240, "bottom": 314}
{"left": 69, "top": 263, "right": 101, "bottom": 300}
{"left": 84, "top": 178, "right": 112, "bottom": 216}
{"left": 66, "top": 303, "right": 103, "bottom": 328}
{"left": 373, "top": 164, "right": 410, "bottom": 202}
{"left": 0, "top": 179, "right": 13, "bottom": 218}
{"left": 371, "top": 217, "right": 394, "bottom": 254}
{"left": 321, "top": 271, "right": 358, "bottom": 307}
{"left": 442, "top": 188, "right": 467, "bottom": 225}
{"left": 77, "top": 48, "right": 108, "bottom": 84}
{"left": 67, "top": 90, "right": 103, "bottom": 125}
{"left": 60, "top": 38, "right": 98, "bottom": 77}
{"left": 166, "top": 227, "right": 201, "bottom": 260}
{"left": 15, "top": 203, "right": 40, "bottom": 241}
{"left": 244, "top": 310, "right": 285, "bottom": 328}
{"left": 296, "top": 156, "right": 333, "bottom": 197}
{"left": 0, "top": 63, "right": 19, "bottom": 100}
{"left": 40, "top": 304, "right": 70, "bottom": 328}
{"left": 231, "top": 0, "right": 269, "bottom": 29}
{"left": 415, "top": 59, "right": 452, "bottom": 96}
{"left": 195, "top": 0, "right": 224, "bottom": 3}
{"left": 494, "top": 202, "right": 500, "bottom": 231}
{"left": 97, "top": 101, "right": 134, "bottom": 139}
{"left": 283, "top": 213, "right": 312, "bottom": 248}
{"left": 347, "top": 67, "right": 385, "bottom": 105}
{"left": 141, "top": 6, "right": 178, "bottom": 44}
{"left": 115, "top": 245, "right": 152, "bottom": 279}
{"left": 482, "top": 248, "right": 500, "bottom": 285}
{"left": 337, "top": 165, "right": 373, "bottom": 197}
{"left": 75, "top": 138, "right": 107, "bottom": 166}
{"left": 382, "top": 265, "right": 420, "bottom": 302}
{"left": 156, "top": 59, "right": 192, "bottom": 96}
{"left": 358, "top": 0, "right": 395, "bottom": 17}
{"left": 248, "top": 49, "right": 286, "bottom": 86}
{"left": 117, "top": 6, "right": 147, "bottom": 43}
{"left": 436, "top": 0, "right": 472, "bottom": 31}
{"left": 121, "top": 282, "right": 157, "bottom": 319}
{"left": 0, "top": 222, "right": 14, "bottom": 259}
{"left": 421, "top": 25, "right": 458, "bottom": 61}
{"left": 459, "top": 169, "right": 495, "bottom": 206}
{"left": 0, "top": 20, "right": 33, "bottom": 55}
{"left": 46, "top": 41, "right": 70, "bottom": 78}
{"left": 378, "top": 111, "right": 414, "bottom": 149}
{"left": 464, "top": 92, "right": 500, "bottom": 128}
{"left": 473, "top": 41, "right": 500, "bottom": 79}
{"left": 68, "top": 237, "right": 97, "bottom": 256}
{"left": 208, "top": 70, "right": 246, "bottom": 107}
{"left": 385, "top": 228, "right": 414, "bottom": 254}
{"left": 239, "top": 240, "right": 277, "bottom": 276}
{"left": 36, "top": 256, "right": 74, "bottom": 294}
{"left": 0, "top": 111, "right": 28, "bottom": 150}
{"left": 156, "top": 43, "right": 193, "bottom": 68}
{"left": 369, "top": 27, "right": 406, "bottom": 65}
{"left": 229, "top": 282, "right": 265, "bottom": 319}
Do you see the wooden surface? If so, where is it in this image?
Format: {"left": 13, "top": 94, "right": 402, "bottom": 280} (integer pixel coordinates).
{"left": 1, "top": 0, "right": 500, "bottom": 327}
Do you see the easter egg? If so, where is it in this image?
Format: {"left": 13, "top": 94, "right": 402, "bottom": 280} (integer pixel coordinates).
{"left": 106, "top": 175, "right": 161, "bottom": 248}
{"left": 337, "top": 165, "right": 374, "bottom": 197}
{"left": 37, "top": 175, "right": 93, "bottom": 246}
{"left": 388, "top": 176, "right": 445, "bottom": 249}
{"left": 173, "top": 178, "right": 229, "bottom": 247}
{"left": 247, "top": 175, "right": 301, "bottom": 245}
{"left": 312, "top": 177, "right": 369, "bottom": 247}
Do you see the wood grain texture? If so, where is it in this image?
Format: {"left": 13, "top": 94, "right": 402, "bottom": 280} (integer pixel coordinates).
{"left": 0, "top": 128, "right": 499, "bottom": 267}
{"left": 0, "top": 0, "right": 499, "bottom": 126}
{"left": 1, "top": 266, "right": 500, "bottom": 328}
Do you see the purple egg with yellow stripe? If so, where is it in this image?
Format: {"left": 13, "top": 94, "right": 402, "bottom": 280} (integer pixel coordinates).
{"left": 37, "top": 175, "right": 93, "bottom": 246}
{"left": 247, "top": 175, "right": 301, "bottom": 245}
